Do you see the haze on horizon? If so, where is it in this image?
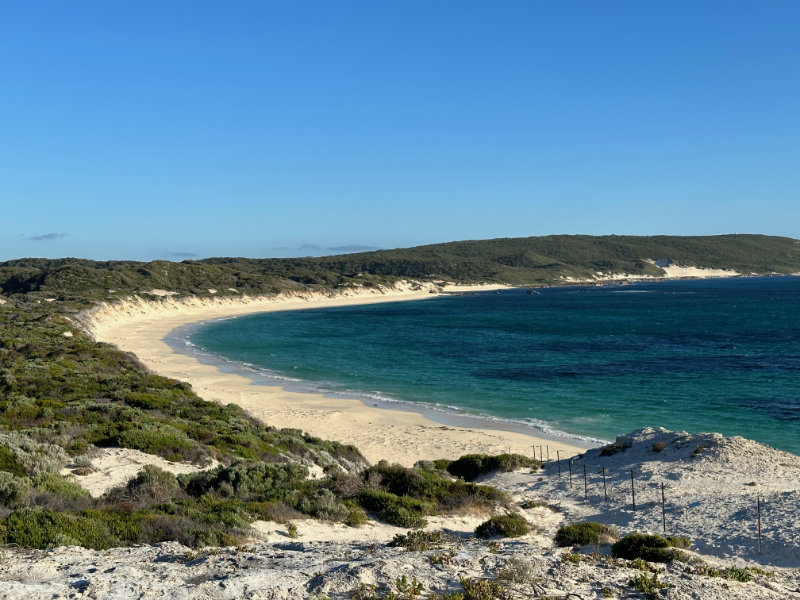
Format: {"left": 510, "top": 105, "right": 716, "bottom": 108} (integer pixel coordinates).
{"left": 2, "top": 1, "right": 798, "bottom": 262}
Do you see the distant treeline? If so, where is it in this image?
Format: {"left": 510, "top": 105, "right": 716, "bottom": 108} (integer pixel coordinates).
{"left": 2, "top": 234, "right": 799, "bottom": 303}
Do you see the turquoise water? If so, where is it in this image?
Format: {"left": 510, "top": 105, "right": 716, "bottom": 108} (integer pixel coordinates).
{"left": 186, "top": 277, "right": 800, "bottom": 454}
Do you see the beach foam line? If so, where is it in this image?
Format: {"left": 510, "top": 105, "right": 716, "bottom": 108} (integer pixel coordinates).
{"left": 81, "top": 282, "right": 591, "bottom": 466}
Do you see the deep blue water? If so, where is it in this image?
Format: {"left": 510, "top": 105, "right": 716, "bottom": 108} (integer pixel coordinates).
{"left": 187, "top": 277, "right": 800, "bottom": 454}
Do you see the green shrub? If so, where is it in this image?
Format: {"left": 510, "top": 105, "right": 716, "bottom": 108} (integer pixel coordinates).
{"left": 459, "top": 577, "right": 511, "bottom": 600}
{"left": 629, "top": 572, "right": 667, "bottom": 598}
{"left": 0, "top": 508, "right": 117, "bottom": 549}
{"left": 0, "top": 433, "right": 67, "bottom": 476}
{"left": 0, "top": 445, "right": 26, "bottom": 476}
{"left": 105, "top": 465, "right": 180, "bottom": 506}
{"left": 33, "top": 473, "right": 91, "bottom": 502}
{"left": 303, "top": 488, "right": 349, "bottom": 521}
{"left": 447, "top": 454, "right": 540, "bottom": 482}
{"left": 691, "top": 445, "right": 707, "bottom": 458}
{"left": 0, "top": 471, "right": 30, "bottom": 506}
{"left": 498, "top": 557, "right": 536, "bottom": 584}
{"left": 600, "top": 442, "right": 629, "bottom": 456}
{"left": 555, "top": 521, "right": 616, "bottom": 547}
{"left": 360, "top": 461, "right": 506, "bottom": 515}
{"left": 183, "top": 461, "right": 309, "bottom": 501}
{"left": 116, "top": 426, "right": 196, "bottom": 462}
{"left": 723, "top": 566, "right": 752, "bottom": 582}
{"left": 612, "top": 533, "right": 673, "bottom": 562}
{"left": 345, "top": 506, "right": 368, "bottom": 527}
{"left": 475, "top": 513, "right": 529, "bottom": 538}
{"left": 389, "top": 529, "right": 458, "bottom": 551}
{"left": 357, "top": 489, "right": 428, "bottom": 528}
{"left": 666, "top": 535, "right": 691, "bottom": 549}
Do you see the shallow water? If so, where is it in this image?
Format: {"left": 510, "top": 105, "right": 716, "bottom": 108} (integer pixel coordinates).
{"left": 187, "top": 277, "right": 800, "bottom": 454}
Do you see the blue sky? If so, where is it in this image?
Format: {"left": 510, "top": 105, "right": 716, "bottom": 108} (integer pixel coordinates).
{"left": 2, "top": 1, "right": 798, "bottom": 261}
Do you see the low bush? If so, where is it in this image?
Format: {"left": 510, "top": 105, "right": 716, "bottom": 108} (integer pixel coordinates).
{"left": 459, "top": 577, "right": 512, "bottom": 600}
{"left": 629, "top": 571, "right": 667, "bottom": 598}
{"left": 666, "top": 535, "right": 691, "bottom": 549}
{"left": 389, "top": 529, "right": 458, "bottom": 551}
{"left": 555, "top": 521, "right": 616, "bottom": 547}
{"left": 0, "top": 507, "right": 117, "bottom": 549}
{"left": 723, "top": 566, "right": 752, "bottom": 582}
{"left": 105, "top": 465, "right": 180, "bottom": 506}
{"left": 359, "top": 461, "right": 506, "bottom": 517}
{"left": 358, "top": 489, "right": 429, "bottom": 528}
{"left": 600, "top": 442, "right": 629, "bottom": 456}
{"left": 612, "top": 533, "right": 673, "bottom": 562}
{"left": 0, "top": 471, "right": 29, "bottom": 507}
{"left": 498, "top": 557, "right": 536, "bottom": 584}
{"left": 182, "top": 461, "right": 309, "bottom": 501}
{"left": 475, "top": 513, "right": 529, "bottom": 538}
{"left": 446, "top": 454, "right": 540, "bottom": 482}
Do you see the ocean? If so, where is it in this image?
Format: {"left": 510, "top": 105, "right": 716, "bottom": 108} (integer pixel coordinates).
{"left": 181, "top": 277, "right": 800, "bottom": 454}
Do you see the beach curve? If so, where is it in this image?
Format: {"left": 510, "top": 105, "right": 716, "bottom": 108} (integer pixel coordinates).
{"left": 80, "top": 282, "right": 591, "bottom": 466}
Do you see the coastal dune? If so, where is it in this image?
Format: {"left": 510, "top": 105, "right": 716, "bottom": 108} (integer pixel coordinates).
{"left": 2, "top": 279, "right": 797, "bottom": 598}
{"left": 81, "top": 283, "right": 589, "bottom": 467}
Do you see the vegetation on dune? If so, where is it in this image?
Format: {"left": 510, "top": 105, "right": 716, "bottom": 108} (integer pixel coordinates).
{"left": 611, "top": 532, "right": 691, "bottom": 562}
{"left": 474, "top": 513, "right": 530, "bottom": 538}
{"left": 2, "top": 234, "right": 798, "bottom": 301}
{"left": 555, "top": 521, "right": 618, "bottom": 547}
{"left": 1, "top": 234, "right": 798, "bottom": 550}
{"left": 444, "top": 453, "right": 541, "bottom": 482}
{"left": 0, "top": 301, "right": 513, "bottom": 548}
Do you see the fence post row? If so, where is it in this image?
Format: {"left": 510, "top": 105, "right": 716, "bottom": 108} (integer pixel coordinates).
{"left": 545, "top": 462, "right": 774, "bottom": 554}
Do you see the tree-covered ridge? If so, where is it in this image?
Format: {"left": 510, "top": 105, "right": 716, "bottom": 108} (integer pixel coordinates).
{"left": 2, "top": 234, "right": 799, "bottom": 301}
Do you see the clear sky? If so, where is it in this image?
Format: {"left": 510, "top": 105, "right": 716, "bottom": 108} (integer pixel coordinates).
{"left": 2, "top": 1, "right": 798, "bottom": 262}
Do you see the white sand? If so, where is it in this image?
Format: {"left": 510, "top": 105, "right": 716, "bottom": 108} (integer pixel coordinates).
{"left": 80, "top": 282, "right": 588, "bottom": 468}
{"left": 60, "top": 448, "right": 217, "bottom": 498}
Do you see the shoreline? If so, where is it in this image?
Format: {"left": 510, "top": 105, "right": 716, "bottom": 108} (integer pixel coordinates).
{"left": 84, "top": 283, "right": 593, "bottom": 465}
{"left": 165, "top": 320, "right": 604, "bottom": 450}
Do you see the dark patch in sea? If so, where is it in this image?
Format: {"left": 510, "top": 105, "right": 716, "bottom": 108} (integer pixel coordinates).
{"left": 737, "top": 397, "right": 800, "bottom": 421}
{"left": 475, "top": 354, "right": 800, "bottom": 381}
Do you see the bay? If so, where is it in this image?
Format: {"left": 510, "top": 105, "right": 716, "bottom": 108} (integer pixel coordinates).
{"left": 186, "top": 277, "right": 800, "bottom": 454}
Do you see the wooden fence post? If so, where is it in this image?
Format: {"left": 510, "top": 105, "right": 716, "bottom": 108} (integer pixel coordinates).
{"left": 661, "top": 483, "right": 666, "bottom": 533}
{"left": 630, "top": 468, "right": 636, "bottom": 512}
{"left": 602, "top": 467, "right": 607, "bottom": 502}
{"left": 757, "top": 497, "right": 762, "bottom": 554}
{"left": 583, "top": 464, "right": 588, "bottom": 499}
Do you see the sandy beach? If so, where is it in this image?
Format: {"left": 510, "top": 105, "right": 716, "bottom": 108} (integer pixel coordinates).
{"left": 82, "top": 283, "right": 589, "bottom": 468}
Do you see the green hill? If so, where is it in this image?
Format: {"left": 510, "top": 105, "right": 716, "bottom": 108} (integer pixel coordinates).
{"left": 2, "top": 234, "right": 799, "bottom": 302}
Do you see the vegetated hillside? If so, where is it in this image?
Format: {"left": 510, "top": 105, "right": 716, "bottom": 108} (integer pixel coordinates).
{"left": 0, "top": 303, "right": 524, "bottom": 549}
{"left": 2, "top": 234, "right": 799, "bottom": 301}
{"left": 314, "top": 234, "right": 800, "bottom": 284}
